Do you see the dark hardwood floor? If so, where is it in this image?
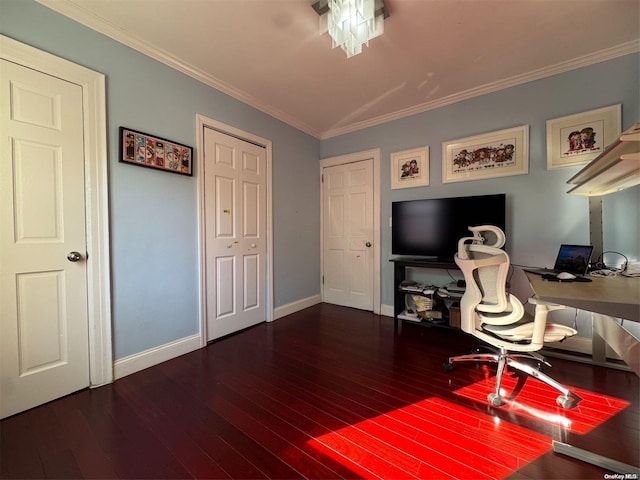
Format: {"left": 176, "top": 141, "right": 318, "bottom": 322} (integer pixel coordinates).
{"left": 2, "top": 303, "right": 638, "bottom": 479}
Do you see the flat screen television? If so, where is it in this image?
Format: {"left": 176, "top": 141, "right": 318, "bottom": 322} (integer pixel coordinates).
{"left": 391, "top": 193, "right": 506, "bottom": 260}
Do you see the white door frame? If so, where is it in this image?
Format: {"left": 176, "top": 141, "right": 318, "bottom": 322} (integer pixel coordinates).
{"left": 320, "top": 149, "right": 381, "bottom": 314}
{"left": 195, "top": 114, "right": 273, "bottom": 346}
{"left": 0, "top": 35, "right": 112, "bottom": 386}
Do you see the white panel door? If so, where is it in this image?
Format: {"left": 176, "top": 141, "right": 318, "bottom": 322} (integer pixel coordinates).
{"left": 204, "top": 128, "right": 266, "bottom": 341}
{"left": 322, "top": 160, "right": 374, "bottom": 310}
{"left": 0, "top": 59, "right": 89, "bottom": 418}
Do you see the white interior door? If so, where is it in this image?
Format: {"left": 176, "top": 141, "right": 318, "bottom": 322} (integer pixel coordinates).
{"left": 322, "top": 160, "right": 374, "bottom": 310}
{"left": 0, "top": 59, "right": 90, "bottom": 419}
{"left": 204, "top": 127, "right": 266, "bottom": 341}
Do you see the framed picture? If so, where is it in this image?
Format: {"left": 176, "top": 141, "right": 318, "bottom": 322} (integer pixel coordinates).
{"left": 546, "top": 104, "right": 621, "bottom": 170}
{"left": 442, "top": 126, "right": 529, "bottom": 184}
{"left": 390, "top": 147, "right": 429, "bottom": 189}
{"left": 119, "top": 127, "right": 193, "bottom": 176}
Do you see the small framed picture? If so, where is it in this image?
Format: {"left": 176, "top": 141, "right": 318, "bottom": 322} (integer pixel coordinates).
{"left": 119, "top": 127, "right": 193, "bottom": 176}
{"left": 442, "top": 126, "right": 529, "bottom": 184}
{"left": 390, "top": 147, "right": 429, "bottom": 189}
{"left": 546, "top": 104, "right": 621, "bottom": 170}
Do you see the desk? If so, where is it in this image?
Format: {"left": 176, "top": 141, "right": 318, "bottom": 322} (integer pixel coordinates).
{"left": 527, "top": 273, "right": 640, "bottom": 475}
{"left": 526, "top": 273, "right": 639, "bottom": 376}
{"left": 526, "top": 273, "right": 639, "bottom": 322}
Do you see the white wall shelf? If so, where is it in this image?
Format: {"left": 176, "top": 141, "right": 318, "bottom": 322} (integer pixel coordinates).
{"left": 568, "top": 123, "right": 640, "bottom": 196}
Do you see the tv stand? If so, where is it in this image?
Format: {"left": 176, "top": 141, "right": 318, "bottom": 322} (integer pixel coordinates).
{"left": 390, "top": 257, "right": 460, "bottom": 330}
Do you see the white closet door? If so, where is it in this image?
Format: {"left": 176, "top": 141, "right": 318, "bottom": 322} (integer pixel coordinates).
{"left": 204, "top": 128, "right": 266, "bottom": 340}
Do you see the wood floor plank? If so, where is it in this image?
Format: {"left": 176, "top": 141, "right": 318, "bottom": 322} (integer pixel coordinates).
{"left": 51, "top": 407, "right": 119, "bottom": 479}
{"left": 209, "top": 381, "right": 358, "bottom": 479}
{"left": 0, "top": 411, "right": 45, "bottom": 479}
{"left": 114, "top": 379, "right": 231, "bottom": 479}
{"left": 217, "top": 370, "right": 379, "bottom": 479}
{"left": 213, "top": 350, "right": 505, "bottom": 479}
{"left": 262, "top": 366, "right": 511, "bottom": 478}
{"left": 1, "top": 303, "right": 637, "bottom": 479}
{"left": 205, "top": 392, "right": 341, "bottom": 479}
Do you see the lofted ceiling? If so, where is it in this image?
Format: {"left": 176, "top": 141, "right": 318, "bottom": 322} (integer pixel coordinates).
{"left": 37, "top": 0, "right": 640, "bottom": 139}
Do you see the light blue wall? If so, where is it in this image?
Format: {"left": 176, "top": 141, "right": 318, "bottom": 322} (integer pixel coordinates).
{"left": 1, "top": 0, "right": 321, "bottom": 359}
{"left": 2, "top": 0, "right": 638, "bottom": 357}
{"left": 321, "top": 54, "right": 640, "bottom": 307}
{"left": 603, "top": 187, "right": 640, "bottom": 268}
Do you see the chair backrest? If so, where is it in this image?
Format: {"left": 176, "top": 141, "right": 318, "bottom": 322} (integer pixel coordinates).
{"left": 454, "top": 225, "right": 575, "bottom": 351}
{"left": 454, "top": 226, "right": 512, "bottom": 334}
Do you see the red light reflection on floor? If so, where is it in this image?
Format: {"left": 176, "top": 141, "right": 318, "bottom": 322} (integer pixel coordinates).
{"left": 310, "top": 379, "right": 627, "bottom": 479}
{"left": 453, "top": 371, "right": 629, "bottom": 434}
{"left": 311, "top": 396, "right": 551, "bottom": 479}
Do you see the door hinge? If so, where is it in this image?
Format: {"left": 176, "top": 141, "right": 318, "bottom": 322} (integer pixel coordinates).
{"left": 322, "top": 275, "right": 324, "bottom": 284}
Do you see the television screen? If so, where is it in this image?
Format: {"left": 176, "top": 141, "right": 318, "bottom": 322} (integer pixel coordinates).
{"left": 391, "top": 194, "right": 506, "bottom": 260}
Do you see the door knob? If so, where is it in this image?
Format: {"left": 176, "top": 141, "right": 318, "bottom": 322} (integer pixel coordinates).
{"left": 67, "top": 251, "right": 83, "bottom": 262}
{"left": 365, "top": 242, "right": 372, "bottom": 247}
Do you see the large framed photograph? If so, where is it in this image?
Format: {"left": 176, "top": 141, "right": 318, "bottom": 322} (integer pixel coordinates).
{"left": 390, "top": 147, "right": 429, "bottom": 189}
{"left": 546, "top": 104, "right": 621, "bottom": 170}
{"left": 119, "top": 127, "right": 193, "bottom": 176}
{"left": 442, "top": 126, "right": 529, "bottom": 184}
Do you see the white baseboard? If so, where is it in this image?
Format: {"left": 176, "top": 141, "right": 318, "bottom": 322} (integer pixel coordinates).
{"left": 273, "top": 294, "right": 322, "bottom": 320}
{"left": 113, "top": 294, "right": 322, "bottom": 380}
{"left": 113, "top": 333, "right": 201, "bottom": 380}
{"left": 546, "top": 335, "right": 622, "bottom": 360}
{"left": 547, "top": 336, "right": 593, "bottom": 355}
{"left": 380, "top": 303, "right": 394, "bottom": 318}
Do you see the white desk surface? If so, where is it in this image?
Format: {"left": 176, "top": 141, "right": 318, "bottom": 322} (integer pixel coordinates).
{"left": 526, "top": 273, "right": 640, "bottom": 322}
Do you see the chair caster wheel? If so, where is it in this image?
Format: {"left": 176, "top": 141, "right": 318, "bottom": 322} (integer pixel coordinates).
{"left": 488, "top": 393, "right": 505, "bottom": 407}
{"left": 556, "top": 395, "right": 576, "bottom": 410}
{"left": 443, "top": 361, "right": 454, "bottom": 372}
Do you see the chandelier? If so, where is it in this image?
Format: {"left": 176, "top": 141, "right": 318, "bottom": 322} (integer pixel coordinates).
{"left": 312, "top": 0, "right": 388, "bottom": 58}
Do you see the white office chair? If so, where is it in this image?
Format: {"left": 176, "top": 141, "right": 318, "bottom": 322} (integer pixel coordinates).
{"left": 444, "top": 226, "right": 582, "bottom": 409}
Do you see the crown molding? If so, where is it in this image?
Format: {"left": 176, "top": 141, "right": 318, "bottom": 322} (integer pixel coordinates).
{"left": 34, "top": 0, "right": 322, "bottom": 139}
{"left": 34, "top": 1, "right": 639, "bottom": 141}
{"left": 319, "top": 40, "right": 640, "bottom": 139}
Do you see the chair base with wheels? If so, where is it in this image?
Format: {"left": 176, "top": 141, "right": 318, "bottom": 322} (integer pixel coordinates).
{"left": 444, "top": 343, "right": 582, "bottom": 409}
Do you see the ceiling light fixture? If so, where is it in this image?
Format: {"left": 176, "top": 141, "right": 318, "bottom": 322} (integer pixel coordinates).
{"left": 312, "top": 0, "right": 389, "bottom": 58}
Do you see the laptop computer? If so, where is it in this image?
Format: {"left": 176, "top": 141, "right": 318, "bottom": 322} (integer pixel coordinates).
{"left": 525, "top": 244, "right": 594, "bottom": 277}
